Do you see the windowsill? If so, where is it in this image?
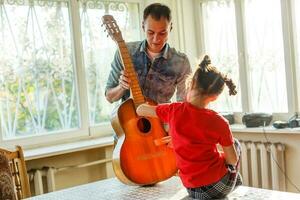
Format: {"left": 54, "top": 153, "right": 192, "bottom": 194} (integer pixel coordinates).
{"left": 231, "top": 124, "right": 300, "bottom": 134}
{"left": 24, "top": 136, "right": 114, "bottom": 161}
{"left": 23, "top": 124, "right": 300, "bottom": 161}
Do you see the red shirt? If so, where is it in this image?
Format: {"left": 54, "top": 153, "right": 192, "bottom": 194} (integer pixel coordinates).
{"left": 156, "top": 102, "right": 234, "bottom": 188}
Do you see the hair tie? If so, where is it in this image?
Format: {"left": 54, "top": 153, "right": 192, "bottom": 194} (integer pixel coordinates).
{"left": 199, "top": 55, "right": 211, "bottom": 71}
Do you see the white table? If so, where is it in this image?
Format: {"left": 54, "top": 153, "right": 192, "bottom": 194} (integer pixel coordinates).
{"left": 26, "top": 176, "right": 300, "bottom": 200}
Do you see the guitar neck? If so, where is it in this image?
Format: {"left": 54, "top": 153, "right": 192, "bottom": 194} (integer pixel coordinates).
{"left": 117, "top": 41, "right": 145, "bottom": 105}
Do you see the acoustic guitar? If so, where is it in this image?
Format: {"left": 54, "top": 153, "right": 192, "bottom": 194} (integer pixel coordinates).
{"left": 102, "top": 15, "right": 177, "bottom": 185}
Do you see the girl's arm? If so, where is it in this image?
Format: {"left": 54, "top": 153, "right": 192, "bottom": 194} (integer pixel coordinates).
{"left": 222, "top": 145, "right": 238, "bottom": 166}
{"left": 137, "top": 104, "right": 173, "bottom": 147}
{"left": 136, "top": 104, "right": 158, "bottom": 117}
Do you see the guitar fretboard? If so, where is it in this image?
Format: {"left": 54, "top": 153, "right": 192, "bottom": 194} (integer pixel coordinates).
{"left": 118, "top": 41, "right": 145, "bottom": 105}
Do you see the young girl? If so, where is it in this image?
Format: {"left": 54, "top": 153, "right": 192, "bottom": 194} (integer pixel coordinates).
{"left": 137, "top": 55, "right": 242, "bottom": 199}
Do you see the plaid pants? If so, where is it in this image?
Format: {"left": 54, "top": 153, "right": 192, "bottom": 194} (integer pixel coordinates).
{"left": 187, "top": 139, "right": 243, "bottom": 200}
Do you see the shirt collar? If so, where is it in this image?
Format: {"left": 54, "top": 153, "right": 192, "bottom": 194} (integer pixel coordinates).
{"left": 139, "top": 40, "right": 169, "bottom": 59}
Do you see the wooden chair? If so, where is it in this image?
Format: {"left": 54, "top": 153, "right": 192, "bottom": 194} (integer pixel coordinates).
{"left": 0, "top": 146, "right": 31, "bottom": 199}
{"left": 0, "top": 152, "right": 16, "bottom": 200}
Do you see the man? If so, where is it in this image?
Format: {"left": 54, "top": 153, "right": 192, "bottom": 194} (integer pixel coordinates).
{"left": 105, "top": 3, "right": 192, "bottom": 104}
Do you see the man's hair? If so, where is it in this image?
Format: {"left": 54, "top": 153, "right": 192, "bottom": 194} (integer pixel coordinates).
{"left": 143, "top": 3, "right": 171, "bottom": 21}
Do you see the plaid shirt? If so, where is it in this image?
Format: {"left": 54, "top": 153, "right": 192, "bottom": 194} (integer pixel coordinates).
{"left": 105, "top": 40, "right": 192, "bottom": 103}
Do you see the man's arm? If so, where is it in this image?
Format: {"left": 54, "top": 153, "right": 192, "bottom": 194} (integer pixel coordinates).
{"left": 105, "top": 51, "right": 130, "bottom": 103}
{"left": 105, "top": 84, "right": 126, "bottom": 103}
{"left": 136, "top": 104, "right": 158, "bottom": 118}
{"left": 105, "top": 70, "right": 130, "bottom": 103}
{"left": 176, "top": 56, "right": 192, "bottom": 101}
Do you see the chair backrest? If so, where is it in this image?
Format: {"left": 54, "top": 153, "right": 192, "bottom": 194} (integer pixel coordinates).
{"left": 0, "top": 146, "right": 31, "bottom": 199}
{"left": 0, "top": 153, "right": 16, "bottom": 200}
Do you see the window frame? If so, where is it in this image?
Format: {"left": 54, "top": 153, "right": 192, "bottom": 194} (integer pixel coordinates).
{"left": 0, "top": 0, "right": 145, "bottom": 149}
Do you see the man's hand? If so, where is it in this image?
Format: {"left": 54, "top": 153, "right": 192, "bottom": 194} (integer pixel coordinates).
{"left": 105, "top": 70, "right": 130, "bottom": 103}
{"left": 119, "top": 70, "right": 130, "bottom": 90}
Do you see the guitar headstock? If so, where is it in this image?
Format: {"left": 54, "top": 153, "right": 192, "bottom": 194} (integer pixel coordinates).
{"left": 102, "top": 15, "right": 123, "bottom": 42}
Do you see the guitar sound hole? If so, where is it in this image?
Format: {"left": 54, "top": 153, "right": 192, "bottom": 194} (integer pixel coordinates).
{"left": 137, "top": 118, "right": 151, "bottom": 134}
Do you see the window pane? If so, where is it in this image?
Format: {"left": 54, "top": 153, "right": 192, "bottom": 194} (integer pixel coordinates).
{"left": 244, "top": 0, "right": 288, "bottom": 113}
{"left": 0, "top": 0, "right": 79, "bottom": 139}
{"left": 201, "top": 0, "right": 242, "bottom": 112}
{"left": 79, "top": 0, "right": 141, "bottom": 125}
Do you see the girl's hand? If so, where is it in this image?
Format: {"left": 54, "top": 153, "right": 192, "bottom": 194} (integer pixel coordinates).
{"left": 167, "top": 137, "right": 173, "bottom": 148}
{"left": 153, "top": 136, "right": 173, "bottom": 148}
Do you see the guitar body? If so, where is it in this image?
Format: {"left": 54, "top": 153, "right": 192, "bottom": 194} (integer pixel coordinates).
{"left": 111, "top": 98, "right": 177, "bottom": 185}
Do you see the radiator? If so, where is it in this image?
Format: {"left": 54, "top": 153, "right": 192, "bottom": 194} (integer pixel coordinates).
{"left": 239, "top": 140, "right": 286, "bottom": 191}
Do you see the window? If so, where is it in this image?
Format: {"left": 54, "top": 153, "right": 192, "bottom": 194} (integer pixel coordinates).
{"left": 244, "top": 0, "right": 287, "bottom": 113}
{"left": 79, "top": 0, "right": 141, "bottom": 126}
{"left": 0, "top": 0, "right": 142, "bottom": 146}
{"left": 201, "top": 0, "right": 241, "bottom": 112}
{"left": 199, "top": 0, "right": 295, "bottom": 116}
{"left": 0, "top": 0, "right": 79, "bottom": 140}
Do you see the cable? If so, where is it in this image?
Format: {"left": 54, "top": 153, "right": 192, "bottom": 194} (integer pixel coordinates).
{"left": 262, "top": 122, "right": 300, "bottom": 192}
